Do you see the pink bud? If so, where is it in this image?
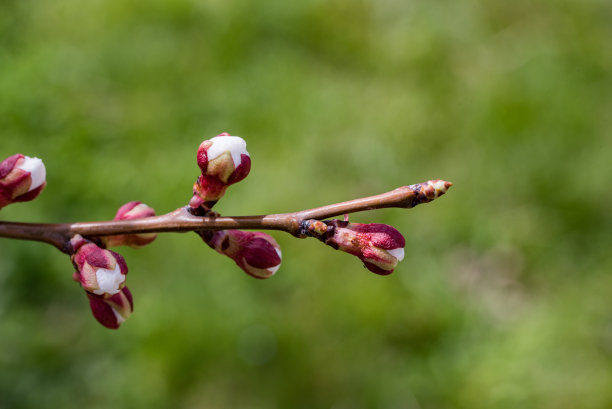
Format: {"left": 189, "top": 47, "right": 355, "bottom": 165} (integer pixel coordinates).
{"left": 0, "top": 154, "right": 46, "bottom": 210}
{"left": 323, "top": 220, "right": 405, "bottom": 275}
{"left": 102, "top": 201, "right": 157, "bottom": 248}
{"left": 87, "top": 286, "right": 133, "bottom": 329}
{"left": 190, "top": 133, "right": 251, "bottom": 208}
{"left": 70, "top": 235, "right": 128, "bottom": 296}
{"left": 205, "top": 230, "right": 282, "bottom": 279}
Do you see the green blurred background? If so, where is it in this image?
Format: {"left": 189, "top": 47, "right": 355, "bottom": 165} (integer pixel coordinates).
{"left": 1, "top": 0, "right": 611, "bottom": 407}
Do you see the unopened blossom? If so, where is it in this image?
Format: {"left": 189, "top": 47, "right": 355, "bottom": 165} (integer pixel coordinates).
{"left": 203, "top": 230, "right": 282, "bottom": 279}
{"left": 102, "top": 201, "right": 157, "bottom": 248}
{"left": 190, "top": 133, "right": 251, "bottom": 208}
{"left": 315, "top": 220, "right": 405, "bottom": 275}
{"left": 0, "top": 154, "right": 46, "bottom": 210}
{"left": 70, "top": 235, "right": 128, "bottom": 296}
{"left": 87, "top": 286, "right": 133, "bottom": 329}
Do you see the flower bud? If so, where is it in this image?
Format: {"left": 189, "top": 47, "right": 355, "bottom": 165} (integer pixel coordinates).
{"left": 102, "top": 201, "right": 157, "bottom": 248}
{"left": 320, "top": 220, "right": 405, "bottom": 275}
{"left": 204, "top": 230, "right": 282, "bottom": 279}
{"left": 87, "top": 286, "right": 133, "bottom": 329}
{"left": 0, "top": 154, "right": 46, "bottom": 209}
{"left": 190, "top": 133, "right": 251, "bottom": 208}
{"left": 70, "top": 235, "right": 128, "bottom": 296}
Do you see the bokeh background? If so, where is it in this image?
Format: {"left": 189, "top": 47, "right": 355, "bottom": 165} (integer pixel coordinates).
{"left": 1, "top": 0, "right": 611, "bottom": 408}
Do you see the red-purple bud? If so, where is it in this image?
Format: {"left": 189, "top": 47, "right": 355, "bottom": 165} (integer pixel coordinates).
{"left": 0, "top": 154, "right": 46, "bottom": 210}
{"left": 322, "top": 220, "right": 405, "bottom": 275}
{"left": 102, "top": 201, "right": 157, "bottom": 248}
{"left": 190, "top": 133, "right": 251, "bottom": 208}
{"left": 70, "top": 235, "right": 128, "bottom": 296}
{"left": 87, "top": 286, "right": 133, "bottom": 329}
{"left": 205, "top": 230, "right": 282, "bottom": 279}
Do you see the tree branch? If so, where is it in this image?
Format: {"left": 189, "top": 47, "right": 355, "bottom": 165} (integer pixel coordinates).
{"left": 0, "top": 180, "right": 451, "bottom": 253}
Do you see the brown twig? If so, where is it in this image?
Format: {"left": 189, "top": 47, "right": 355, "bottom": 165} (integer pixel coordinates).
{"left": 0, "top": 180, "right": 451, "bottom": 253}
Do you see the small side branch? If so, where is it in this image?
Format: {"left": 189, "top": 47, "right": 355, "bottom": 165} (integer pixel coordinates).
{"left": 0, "top": 180, "right": 451, "bottom": 252}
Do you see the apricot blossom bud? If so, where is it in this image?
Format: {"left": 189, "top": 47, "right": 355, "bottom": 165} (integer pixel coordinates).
{"left": 204, "top": 230, "right": 282, "bottom": 279}
{"left": 87, "top": 286, "right": 133, "bottom": 329}
{"left": 102, "top": 201, "right": 157, "bottom": 248}
{"left": 70, "top": 235, "right": 128, "bottom": 296}
{"left": 190, "top": 133, "right": 251, "bottom": 208}
{"left": 0, "top": 154, "right": 46, "bottom": 210}
{"left": 310, "top": 220, "right": 405, "bottom": 275}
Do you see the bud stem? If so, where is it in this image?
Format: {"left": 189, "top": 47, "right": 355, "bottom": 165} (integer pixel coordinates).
{"left": 0, "top": 180, "right": 451, "bottom": 252}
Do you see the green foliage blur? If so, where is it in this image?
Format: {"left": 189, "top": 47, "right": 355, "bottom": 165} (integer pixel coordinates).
{"left": 1, "top": 0, "right": 611, "bottom": 407}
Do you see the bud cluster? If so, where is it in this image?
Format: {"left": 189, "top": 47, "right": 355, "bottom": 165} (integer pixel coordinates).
{"left": 1, "top": 137, "right": 451, "bottom": 331}
{"left": 70, "top": 234, "right": 133, "bottom": 329}
{"left": 190, "top": 133, "right": 284, "bottom": 281}
{"left": 69, "top": 201, "right": 157, "bottom": 329}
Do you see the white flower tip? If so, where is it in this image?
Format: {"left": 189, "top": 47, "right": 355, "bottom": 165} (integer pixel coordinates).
{"left": 267, "top": 248, "right": 282, "bottom": 274}
{"left": 112, "top": 308, "right": 126, "bottom": 324}
{"left": 93, "top": 264, "right": 125, "bottom": 295}
{"left": 208, "top": 135, "right": 249, "bottom": 168}
{"left": 268, "top": 263, "right": 281, "bottom": 275}
{"left": 17, "top": 156, "right": 46, "bottom": 192}
{"left": 387, "top": 248, "right": 405, "bottom": 262}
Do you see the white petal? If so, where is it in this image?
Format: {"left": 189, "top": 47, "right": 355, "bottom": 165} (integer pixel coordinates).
{"left": 112, "top": 307, "right": 126, "bottom": 324}
{"left": 387, "top": 248, "right": 405, "bottom": 262}
{"left": 267, "top": 248, "right": 282, "bottom": 274}
{"left": 17, "top": 156, "right": 46, "bottom": 192}
{"left": 92, "top": 263, "right": 125, "bottom": 295}
{"left": 207, "top": 135, "right": 249, "bottom": 168}
{"left": 267, "top": 264, "right": 281, "bottom": 275}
